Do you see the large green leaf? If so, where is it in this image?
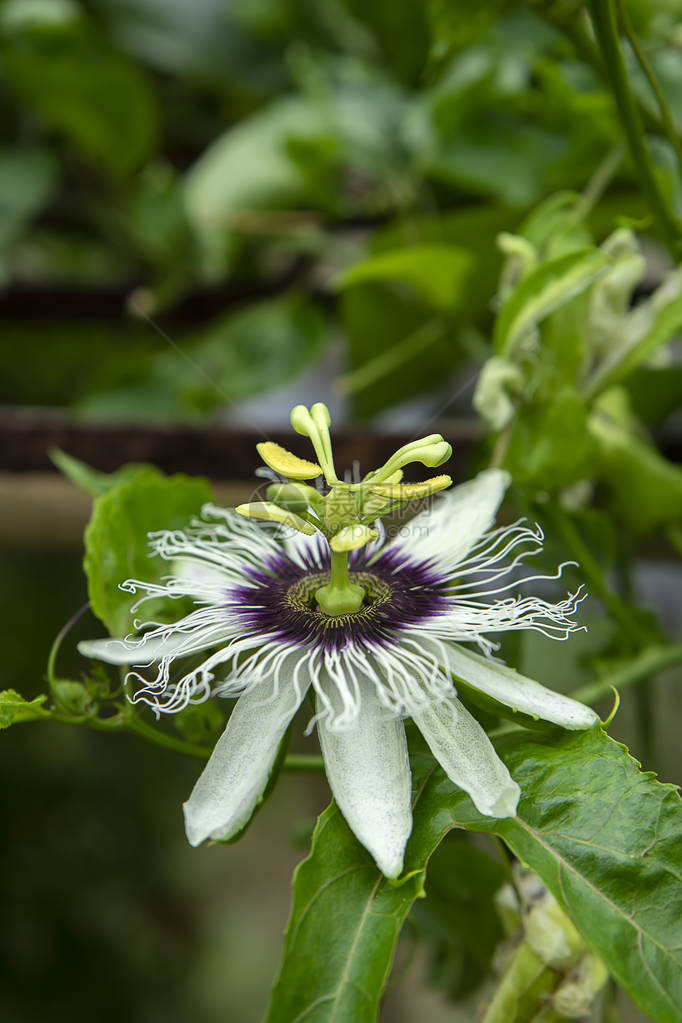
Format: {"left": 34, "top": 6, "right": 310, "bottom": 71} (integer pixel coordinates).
{"left": 373, "top": 204, "right": 517, "bottom": 312}
{"left": 420, "top": 729, "right": 682, "bottom": 1023}
{"left": 427, "top": 124, "right": 567, "bottom": 207}
{"left": 84, "top": 469, "right": 212, "bottom": 635}
{"left": 341, "top": 0, "right": 429, "bottom": 84}
{"left": 340, "top": 283, "right": 458, "bottom": 418}
{"left": 269, "top": 728, "right": 682, "bottom": 1023}
{"left": 181, "top": 295, "right": 327, "bottom": 408}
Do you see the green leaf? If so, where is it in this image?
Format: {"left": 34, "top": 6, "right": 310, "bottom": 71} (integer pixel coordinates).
{"left": 0, "top": 689, "right": 50, "bottom": 729}
{"left": 84, "top": 468, "right": 212, "bottom": 635}
{"left": 126, "top": 163, "right": 191, "bottom": 268}
{"left": 412, "top": 728, "right": 682, "bottom": 1023}
{"left": 626, "top": 365, "right": 682, "bottom": 426}
{"left": 269, "top": 729, "right": 681, "bottom": 1023}
{"left": 517, "top": 190, "right": 587, "bottom": 254}
{"left": 3, "top": 20, "right": 159, "bottom": 176}
{"left": 427, "top": 124, "right": 566, "bottom": 208}
{"left": 266, "top": 797, "right": 425, "bottom": 1023}
{"left": 373, "top": 204, "right": 517, "bottom": 313}
{"left": 180, "top": 295, "right": 327, "bottom": 409}
{"left": 341, "top": 0, "right": 429, "bottom": 84}
{"left": 494, "top": 249, "right": 609, "bottom": 355}
{"left": 504, "top": 388, "right": 598, "bottom": 492}
{"left": 589, "top": 407, "right": 682, "bottom": 534}
{"left": 586, "top": 277, "right": 682, "bottom": 399}
{"left": 337, "top": 245, "right": 472, "bottom": 311}
{"left": 51, "top": 449, "right": 151, "bottom": 498}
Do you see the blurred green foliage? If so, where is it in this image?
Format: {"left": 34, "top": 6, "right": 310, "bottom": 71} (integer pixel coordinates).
{"left": 3, "top": 0, "right": 682, "bottom": 421}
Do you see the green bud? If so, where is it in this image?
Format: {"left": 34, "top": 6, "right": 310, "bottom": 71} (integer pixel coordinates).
{"left": 472, "top": 356, "right": 525, "bottom": 432}
{"left": 552, "top": 953, "right": 609, "bottom": 1019}
{"left": 524, "top": 892, "right": 584, "bottom": 970}
{"left": 290, "top": 403, "right": 337, "bottom": 484}
{"left": 372, "top": 435, "right": 452, "bottom": 482}
{"left": 266, "top": 483, "right": 322, "bottom": 514}
{"left": 330, "top": 524, "right": 378, "bottom": 552}
{"left": 290, "top": 404, "right": 315, "bottom": 437}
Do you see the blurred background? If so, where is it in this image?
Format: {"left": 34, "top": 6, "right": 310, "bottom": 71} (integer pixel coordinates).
{"left": 2, "top": 0, "right": 682, "bottom": 1019}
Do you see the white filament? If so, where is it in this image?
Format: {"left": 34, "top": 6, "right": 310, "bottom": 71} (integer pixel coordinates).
{"left": 111, "top": 502, "right": 587, "bottom": 729}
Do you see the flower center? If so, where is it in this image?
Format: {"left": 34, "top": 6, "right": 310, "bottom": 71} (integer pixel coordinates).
{"left": 285, "top": 571, "right": 394, "bottom": 628}
{"left": 235, "top": 401, "right": 453, "bottom": 618}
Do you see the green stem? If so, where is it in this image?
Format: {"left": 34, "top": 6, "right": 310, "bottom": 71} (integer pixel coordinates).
{"left": 335, "top": 320, "right": 442, "bottom": 397}
{"left": 573, "top": 146, "right": 624, "bottom": 223}
{"left": 617, "top": 0, "right": 682, "bottom": 179}
{"left": 587, "top": 0, "right": 681, "bottom": 254}
{"left": 489, "top": 418, "right": 515, "bottom": 469}
{"left": 46, "top": 602, "right": 91, "bottom": 707}
{"left": 125, "top": 716, "right": 212, "bottom": 759}
{"left": 52, "top": 708, "right": 325, "bottom": 772}
{"left": 330, "top": 549, "right": 350, "bottom": 590}
{"left": 571, "top": 644, "right": 682, "bottom": 706}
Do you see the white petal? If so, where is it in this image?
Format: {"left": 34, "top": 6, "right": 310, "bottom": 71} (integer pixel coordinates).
{"left": 389, "top": 468, "right": 510, "bottom": 565}
{"left": 443, "top": 643, "right": 599, "bottom": 729}
{"left": 411, "top": 693, "right": 520, "bottom": 818}
{"left": 183, "top": 671, "right": 309, "bottom": 846}
{"left": 77, "top": 634, "right": 191, "bottom": 665}
{"left": 317, "top": 678, "right": 412, "bottom": 878}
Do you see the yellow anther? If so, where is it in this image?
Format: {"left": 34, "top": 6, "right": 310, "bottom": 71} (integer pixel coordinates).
{"left": 235, "top": 502, "right": 316, "bottom": 535}
{"left": 257, "top": 442, "right": 322, "bottom": 480}
{"left": 368, "top": 475, "right": 452, "bottom": 501}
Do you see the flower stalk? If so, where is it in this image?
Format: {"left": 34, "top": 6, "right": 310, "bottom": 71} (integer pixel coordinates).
{"left": 587, "top": 0, "right": 682, "bottom": 255}
{"left": 315, "top": 549, "right": 364, "bottom": 616}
